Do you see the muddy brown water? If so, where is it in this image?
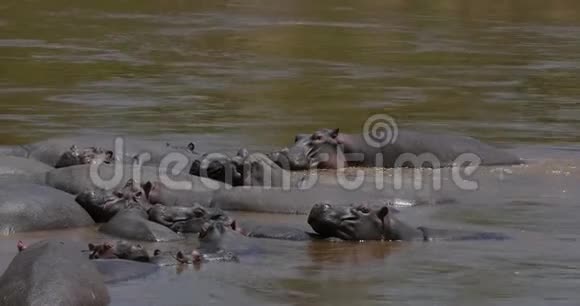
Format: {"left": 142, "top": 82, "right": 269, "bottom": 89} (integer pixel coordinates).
{"left": 1, "top": 0, "right": 580, "bottom": 305}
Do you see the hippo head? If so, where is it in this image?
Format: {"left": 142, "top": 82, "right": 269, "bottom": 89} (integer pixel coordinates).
{"left": 75, "top": 179, "right": 150, "bottom": 222}
{"left": 103, "top": 179, "right": 150, "bottom": 211}
{"left": 276, "top": 128, "right": 344, "bottom": 170}
{"left": 268, "top": 135, "right": 312, "bottom": 170}
{"left": 88, "top": 241, "right": 150, "bottom": 262}
{"left": 308, "top": 202, "right": 397, "bottom": 241}
{"left": 189, "top": 153, "right": 244, "bottom": 186}
{"left": 55, "top": 145, "right": 115, "bottom": 168}
{"left": 198, "top": 220, "right": 235, "bottom": 241}
{"left": 165, "top": 205, "right": 233, "bottom": 234}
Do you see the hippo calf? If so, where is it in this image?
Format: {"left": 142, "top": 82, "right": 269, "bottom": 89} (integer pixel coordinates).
{"left": 282, "top": 128, "right": 523, "bottom": 170}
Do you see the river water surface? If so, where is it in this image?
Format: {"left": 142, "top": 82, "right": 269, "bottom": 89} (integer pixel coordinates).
{"left": 1, "top": 0, "right": 580, "bottom": 305}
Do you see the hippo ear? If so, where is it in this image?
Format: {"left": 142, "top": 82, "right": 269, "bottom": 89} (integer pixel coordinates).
{"left": 187, "top": 142, "right": 195, "bottom": 153}
{"left": 230, "top": 220, "right": 237, "bottom": 231}
{"left": 330, "top": 128, "right": 340, "bottom": 138}
{"left": 294, "top": 134, "right": 308, "bottom": 143}
{"left": 377, "top": 206, "right": 390, "bottom": 220}
{"left": 142, "top": 181, "right": 153, "bottom": 199}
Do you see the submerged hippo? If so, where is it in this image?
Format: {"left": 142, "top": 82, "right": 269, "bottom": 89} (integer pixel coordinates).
{"left": 88, "top": 240, "right": 150, "bottom": 262}
{"left": 281, "top": 128, "right": 522, "bottom": 170}
{"left": 24, "top": 136, "right": 199, "bottom": 168}
{"left": 149, "top": 204, "right": 232, "bottom": 233}
{"left": 308, "top": 202, "right": 426, "bottom": 241}
{"left": 307, "top": 202, "right": 509, "bottom": 242}
{"left": 55, "top": 145, "right": 115, "bottom": 168}
{"left": 75, "top": 178, "right": 151, "bottom": 223}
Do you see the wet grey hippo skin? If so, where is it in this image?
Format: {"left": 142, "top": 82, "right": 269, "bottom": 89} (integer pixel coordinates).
{"left": 190, "top": 148, "right": 292, "bottom": 187}
{"left": 307, "top": 202, "right": 425, "bottom": 241}
{"left": 0, "top": 145, "right": 29, "bottom": 158}
{"left": 0, "top": 155, "right": 53, "bottom": 185}
{"left": 268, "top": 134, "right": 312, "bottom": 170}
{"left": 23, "top": 135, "right": 198, "bottom": 168}
{"left": 283, "top": 128, "right": 523, "bottom": 170}
{"left": 0, "top": 183, "right": 94, "bottom": 235}
{"left": 99, "top": 208, "right": 183, "bottom": 242}
{"left": 46, "top": 163, "right": 222, "bottom": 197}
{"left": 76, "top": 178, "right": 152, "bottom": 223}
{"left": 194, "top": 221, "right": 255, "bottom": 262}
{"left": 307, "top": 203, "right": 509, "bottom": 241}
{"left": 143, "top": 180, "right": 214, "bottom": 207}
{"left": 236, "top": 221, "right": 314, "bottom": 241}
{"left": 209, "top": 184, "right": 439, "bottom": 214}
{"left": 88, "top": 240, "right": 151, "bottom": 262}
{"left": 55, "top": 145, "right": 115, "bottom": 168}
{"left": 0, "top": 239, "right": 110, "bottom": 306}
{"left": 149, "top": 204, "right": 232, "bottom": 233}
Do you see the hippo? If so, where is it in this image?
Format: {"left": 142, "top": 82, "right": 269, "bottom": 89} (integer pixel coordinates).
{"left": 0, "top": 183, "right": 94, "bottom": 235}
{"left": 88, "top": 240, "right": 150, "bottom": 262}
{"left": 308, "top": 202, "right": 426, "bottom": 241}
{"left": 190, "top": 148, "right": 292, "bottom": 187}
{"left": 88, "top": 241, "right": 180, "bottom": 267}
{"left": 235, "top": 221, "right": 314, "bottom": 241}
{"left": 75, "top": 178, "right": 151, "bottom": 223}
{"left": 143, "top": 180, "right": 214, "bottom": 207}
{"left": 194, "top": 221, "right": 247, "bottom": 262}
{"left": 23, "top": 135, "right": 199, "bottom": 168}
{"left": 46, "top": 163, "right": 223, "bottom": 197}
{"left": 99, "top": 208, "right": 183, "bottom": 242}
{"left": 55, "top": 145, "right": 115, "bottom": 168}
{"left": 282, "top": 128, "right": 523, "bottom": 170}
{"left": 0, "top": 144, "right": 29, "bottom": 158}
{"left": 0, "top": 239, "right": 110, "bottom": 306}
{"left": 268, "top": 134, "right": 312, "bottom": 170}
{"left": 0, "top": 155, "right": 53, "bottom": 185}
{"left": 209, "top": 184, "right": 432, "bottom": 214}
{"left": 307, "top": 202, "right": 509, "bottom": 241}
{"left": 148, "top": 204, "right": 232, "bottom": 233}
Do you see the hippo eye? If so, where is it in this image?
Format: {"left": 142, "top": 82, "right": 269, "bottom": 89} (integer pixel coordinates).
{"left": 357, "top": 206, "right": 370, "bottom": 213}
{"left": 311, "top": 134, "right": 322, "bottom": 141}
{"left": 193, "top": 209, "right": 206, "bottom": 218}
{"left": 135, "top": 191, "right": 142, "bottom": 198}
